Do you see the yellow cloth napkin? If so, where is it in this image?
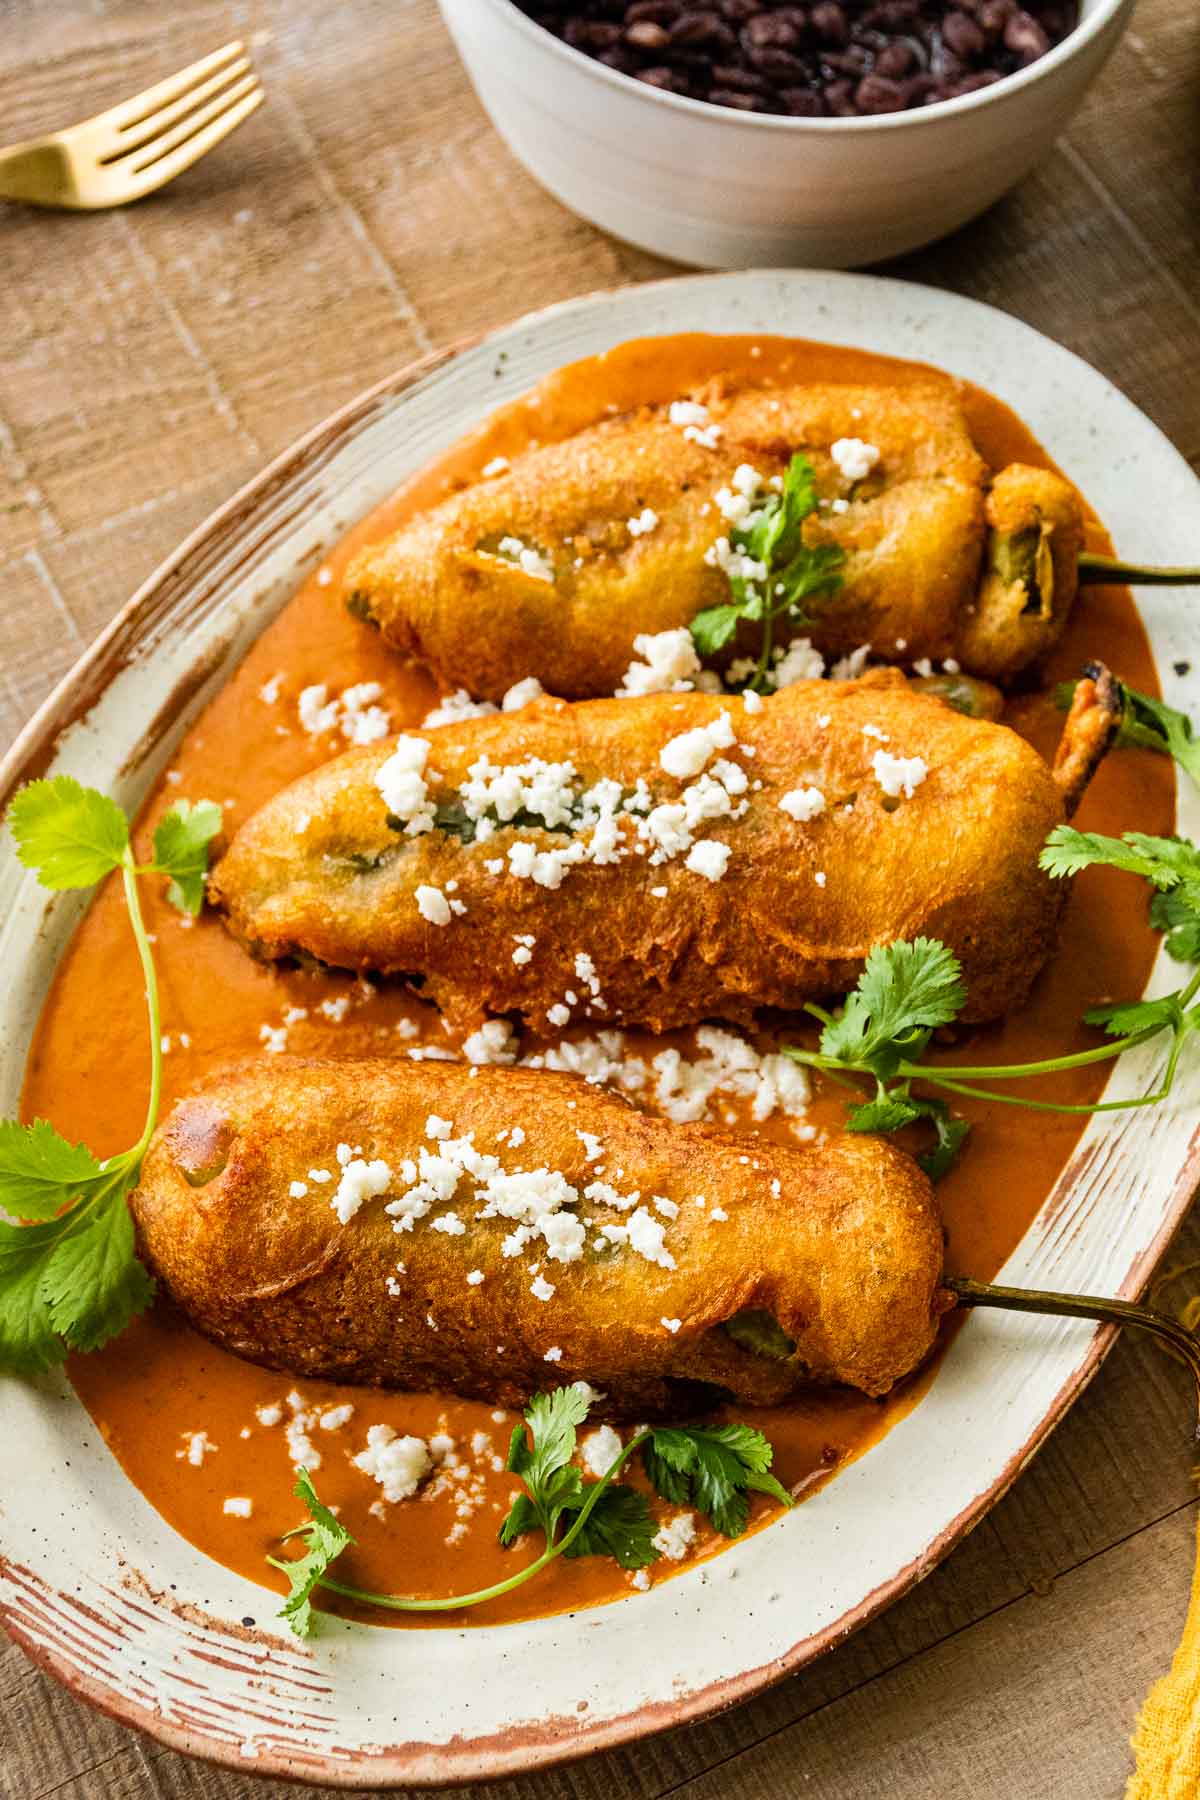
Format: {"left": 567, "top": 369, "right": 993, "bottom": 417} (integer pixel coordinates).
{"left": 1127, "top": 1517, "right": 1200, "bottom": 1798}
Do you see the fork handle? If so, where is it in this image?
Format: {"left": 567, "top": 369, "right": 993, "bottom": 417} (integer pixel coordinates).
{"left": 0, "top": 138, "right": 76, "bottom": 208}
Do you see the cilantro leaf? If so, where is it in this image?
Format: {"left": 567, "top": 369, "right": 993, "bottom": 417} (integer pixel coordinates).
{"left": 0, "top": 1119, "right": 104, "bottom": 1221}
{"left": 496, "top": 1492, "right": 541, "bottom": 1547}
{"left": 274, "top": 1468, "right": 355, "bottom": 1637}
{"left": 40, "top": 1187, "right": 155, "bottom": 1352}
{"left": 1083, "top": 995, "right": 1183, "bottom": 1039}
{"left": 845, "top": 1094, "right": 925, "bottom": 1134}
{"left": 9, "top": 776, "right": 129, "bottom": 889}
{"left": 1039, "top": 827, "right": 1200, "bottom": 891}
{"left": 911, "top": 1100, "right": 971, "bottom": 1182}
{"left": 561, "top": 1484, "right": 658, "bottom": 1570}
{"left": 501, "top": 1385, "right": 591, "bottom": 1542}
{"left": 690, "top": 603, "right": 748, "bottom": 655}
{"left": 643, "top": 1423, "right": 792, "bottom": 1539}
{"left": 844, "top": 1087, "right": 969, "bottom": 1180}
{"left": 821, "top": 938, "right": 967, "bottom": 1077}
{"left": 0, "top": 1218, "right": 63, "bottom": 1374}
{"left": 518, "top": 1384, "right": 589, "bottom": 1492}
{"left": 1150, "top": 889, "right": 1200, "bottom": 964}
{"left": 0, "top": 1173, "right": 154, "bottom": 1372}
{"left": 1130, "top": 691, "right": 1200, "bottom": 791}
{"left": 151, "top": 799, "right": 223, "bottom": 916}
{"left": 689, "top": 454, "right": 844, "bottom": 685}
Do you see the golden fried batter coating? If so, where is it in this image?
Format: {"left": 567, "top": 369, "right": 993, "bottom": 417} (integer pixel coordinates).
{"left": 957, "top": 464, "right": 1086, "bottom": 682}
{"left": 346, "top": 381, "right": 988, "bottom": 699}
{"left": 132, "top": 1059, "right": 949, "bottom": 1414}
{"left": 210, "top": 673, "right": 1097, "bottom": 1031}
{"left": 343, "top": 381, "right": 1082, "bottom": 698}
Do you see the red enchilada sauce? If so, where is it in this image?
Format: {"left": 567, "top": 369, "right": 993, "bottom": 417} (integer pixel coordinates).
{"left": 23, "top": 335, "right": 1174, "bottom": 1629}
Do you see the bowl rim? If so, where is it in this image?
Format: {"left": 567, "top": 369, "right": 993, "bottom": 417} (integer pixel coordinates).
{"left": 475, "top": 0, "right": 1127, "bottom": 133}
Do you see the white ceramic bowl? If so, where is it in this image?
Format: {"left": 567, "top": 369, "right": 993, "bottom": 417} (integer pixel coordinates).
{"left": 438, "top": 0, "right": 1132, "bottom": 267}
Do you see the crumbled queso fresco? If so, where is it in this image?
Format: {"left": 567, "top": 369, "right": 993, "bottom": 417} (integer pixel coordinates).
{"left": 298, "top": 680, "right": 392, "bottom": 746}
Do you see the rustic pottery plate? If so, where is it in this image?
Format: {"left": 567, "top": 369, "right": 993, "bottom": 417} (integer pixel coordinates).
{"left": 1, "top": 271, "right": 1198, "bottom": 1787}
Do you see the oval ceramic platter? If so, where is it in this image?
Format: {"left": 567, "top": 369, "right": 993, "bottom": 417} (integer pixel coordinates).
{"left": 1, "top": 270, "right": 1198, "bottom": 1787}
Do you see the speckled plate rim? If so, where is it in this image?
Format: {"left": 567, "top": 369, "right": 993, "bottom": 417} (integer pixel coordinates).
{"left": 1, "top": 270, "right": 1198, "bottom": 1789}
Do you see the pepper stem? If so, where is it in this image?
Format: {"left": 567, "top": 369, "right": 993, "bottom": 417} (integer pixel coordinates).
{"left": 948, "top": 1275, "right": 1200, "bottom": 1436}
{"left": 1077, "top": 553, "right": 1200, "bottom": 588}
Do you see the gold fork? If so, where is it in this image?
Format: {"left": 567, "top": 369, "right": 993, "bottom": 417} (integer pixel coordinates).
{"left": 0, "top": 40, "right": 263, "bottom": 210}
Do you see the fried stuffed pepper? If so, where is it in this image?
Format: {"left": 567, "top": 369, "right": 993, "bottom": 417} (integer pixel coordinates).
{"left": 343, "top": 380, "right": 1085, "bottom": 698}
{"left": 210, "top": 670, "right": 1116, "bottom": 1032}
{"left": 131, "top": 1059, "right": 950, "bottom": 1415}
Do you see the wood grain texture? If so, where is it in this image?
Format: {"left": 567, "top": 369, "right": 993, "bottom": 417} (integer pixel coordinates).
{"left": 1, "top": 0, "right": 1198, "bottom": 1794}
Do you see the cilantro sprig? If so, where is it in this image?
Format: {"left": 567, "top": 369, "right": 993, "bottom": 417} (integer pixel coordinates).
{"left": 690, "top": 454, "right": 845, "bottom": 691}
{"left": 1055, "top": 677, "right": 1200, "bottom": 792}
{"left": 786, "top": 829, "right": 1200, "bottom": 1177}
{"left": 0, "top": 777, "right": 221, "bottom": 1373}
{"left": 271, "top": 1386, "right": 792, "bottom": 1636}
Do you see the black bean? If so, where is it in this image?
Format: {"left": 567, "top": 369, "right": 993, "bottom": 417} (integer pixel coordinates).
{"left": 671, "top": 8, "right": 736, "bottom": 46}
{"left": 855, "top": 72, "right": 912, "bottom": 110}
{"left": 810, "top": 2, "right": 850, "bottom": 44}
{"left": 515, "top": 0, "right": 1077, "bottom": 117}
{"left": 942, "top": 9, "right": 986, "bottom": 54}
{"left": 1004, "top": 8, "right": 1052, "bottom": 57}
{"left": 627, "top": 18, "right": 672, "bottom": 47}
{"left": 782, "top": 86, "right": 828, "bottom": 114}
{"left": 875, "top": 40, "right": 917, "bottom": 76}
{"left": 742, "top": 13, "right": 805, "bottom": 50}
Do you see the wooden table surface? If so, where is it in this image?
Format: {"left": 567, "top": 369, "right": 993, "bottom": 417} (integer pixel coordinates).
{"left": 2, "top": 2, "right": 1199, "bottom": 1795}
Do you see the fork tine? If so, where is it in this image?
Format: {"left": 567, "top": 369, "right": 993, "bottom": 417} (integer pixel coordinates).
{"left": 124, "top": 88, "right": 264, "bottom": 190}
{"left": 105, "top": 66, "right": 257, "bottom": 166}
{"left": 100, "top": 41, "right": 246, "bottom": 135}
{"left": 101, "top": 57, "right": 252, "bottom": 159}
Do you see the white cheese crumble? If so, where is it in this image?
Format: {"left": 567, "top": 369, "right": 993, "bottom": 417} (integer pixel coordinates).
{"left": 830, "top": 643, "right": 873, "bottom": 681}
{"left": 258, "top": 674, "right": 282, "bottom": 704}
{"left": 375, "top": 735, "right": 435, "bottom": 834}
{"left": 298, "top": 681, "right": 391, "bottom": 746}
{"left": 179, "top": 1431, "right": 216, "bottom": 1466}
{"left": 872, "top": 749, "right": 929, "bottom": 799}
{"left": 660, "top": 711, "right": 735, "bottom": 778}
{"left": 422, "top": 688, "right": 497, "bottom": 728}
{"left": 773, "top": 636, "right": 827, "bottom": 687}
{"left": 668, "top": 399, "right": 709, "bottom": 427}
{"left": 320, "top": 1404, "right": 355, "bottom": 1432}
{"left": 830, "top": 437, "right": 881, "bottom": 482}
{"left": 543, "top": 1346, "right": 563, "bottom": 1363}
{"left": 580, "top": 1424, "right": 623, "bottom": 1478}
{"left": 779, "top": 786, "right": 826, "bottom": 823}
{"left": 631, "top": 1569, "right": 651, "bottom": 1591}
{"left": 481, "top": 455, "right": 510, "bottom": 477}
{"left": 660, "top": 1317, "right": 682, "bottom": 1334}
{"left": 256, "top": 1403, "right": 283, "bottom": 1428}
{"left": 415, "top": 884, "right": 452, "bottom": 926}
{"left": 223, "top": 1497, "right": 253, "bottom": 1518}
{"left": 288, "top": 1180, "right": 308, "bottom": 1199}
{"left": 653, "top": 1512, "right": 697, "bottom": 1560}
{"left": 626, "top": 1208, "right": 676, "bottom": 1270}
{"left": 501, "top": 676, "right": 545, "bottom": 712}
{"left": 497, "top": 535, "right": 554, "bottom": 583}
{"left": 530, "top": 1274, "right": 556, "bottom": 1302}
{"left": 466, "top": 1269, "right": 485, "bottom": 1286}
{"left": 685, "top": 839, "right": 730, "bottom": 881}
{"left": 463, "top": 1020, "right": 517, "bottom": 1064}
{"left": 626, "top": 507, "right": 659, "bottom": 537}
{"left": 352, "top": 1425, "right": 432, "bottom": 1503}
{"left": 616, "top": 628, "right": 705, "bottom": 697}
{"left": 331, "top": 1157, "right": 393, "bottom": 1225}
